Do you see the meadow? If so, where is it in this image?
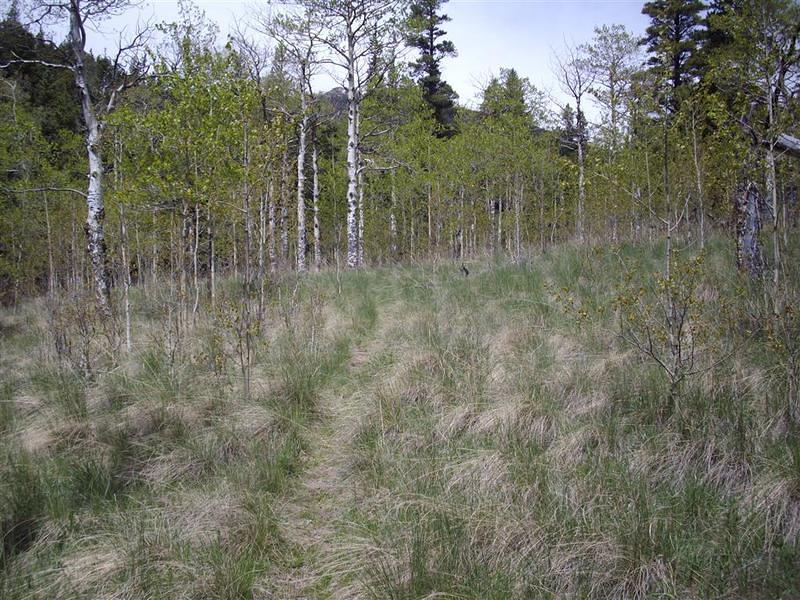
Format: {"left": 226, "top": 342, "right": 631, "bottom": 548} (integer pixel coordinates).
{"left": 2, "top": 237, "right": 799, "bottom": 598}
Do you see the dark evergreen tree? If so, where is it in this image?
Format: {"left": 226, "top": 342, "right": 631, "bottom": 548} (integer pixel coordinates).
{"left": 641, "top": 0, "right": 704, "bottom": 109}
{"left": 406, "top": 0, "right": 458, "bottom": 135}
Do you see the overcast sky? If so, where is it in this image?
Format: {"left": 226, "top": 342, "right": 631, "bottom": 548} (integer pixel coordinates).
{"left": 43, "top": 0, "right": 651, "bottom": 111}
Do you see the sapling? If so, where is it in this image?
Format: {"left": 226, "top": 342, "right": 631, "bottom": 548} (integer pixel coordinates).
{"left": 614, "top": 252, "right": 711, "bottom": 419}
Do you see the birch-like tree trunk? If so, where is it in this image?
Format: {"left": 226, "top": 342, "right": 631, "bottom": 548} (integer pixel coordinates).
{"left": 120, "top": 204, "right": 132, "bottom": 351}
{"left": 390, "top": 172, "right": 397, "bottom": 257}
{"left": 69, "top": 1, "right": 111, "bottom": 316}
{"left": 690, "top": 109, "right": 705, "bottom": 249}
{"left": 357, "top": 163, "right": 365, "bottom": 266}
{"left": 312, "top": 139, "right": 321, "bottom": 270}
{"left": 44, "top": 193, "right": 55, "bottom": 296}
{"left": 576, "top": 134, "right": 585, "bottom": 242}
{"left": 280, "top": 145, "right": 290, "bottom": 264}
{"left": 208, "top": 201, "right": 215, "bottom": 309}
{"left": 514, "top": 175, "right": 522, "bottom": 263}
{"left": 345, "top": 38, "right": 360, "bottom": 268}
{"left": 296, "top": 70, "right": 308, "bottom": 272}
{"left": 268, "top": 180, "right": 277, "bottom": 272}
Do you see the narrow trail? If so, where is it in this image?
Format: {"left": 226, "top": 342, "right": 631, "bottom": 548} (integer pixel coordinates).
{"left": 264, "top": 327, "right": 383, "bottom": 598}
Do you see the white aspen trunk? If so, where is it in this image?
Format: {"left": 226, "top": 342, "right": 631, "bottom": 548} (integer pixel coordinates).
{"left": 243, "top": 124, "right": 253, "bottom": 285}
{"left": 258, "top": 189, "right": 266, "bottom": 317}
{"left": 192, "top": 204, "right": 200, "bottom": 322}
{"left": 179, "top": 204, "right": 189, "bottom": 332}
{"left": 427, "top": 184, "right": 433, "bottom": 254}
{"left": 515, "top": 176, "right": 522, "bottom": 263}
{"left": 208, "top": 200, "right": 215, "bottom": 309}
{"left": 44, "top": 193, "right": 55, "bottom": 296}
{"left": 645, "top": 150, "right": 653, "bottom": 245}
{"left": 312, "top": 141, "right": 321, "bottom": 270}
{"left": 259, "top": 190, "right": 266, "bottom": 277}
{"left": 766, "top": 83, "right": 780, "bottom": 294}
{"left": 358, "top": 164, "right": 365, "bottom": 266}
{"left": 410, "top": 205, "right": 415, "bottom": 260}
{"left": 345, "top": 31, "right": 360, "bottom": 268}
{"left": 767, "top": 144, "right": 780, "bottom": 291}
{"left": 232, "top": 217, "right": 238, "bottom": 279}
{"left": 120, "top": 204, "right": 132, "bottom": 352}
{"left": 577, "top": 137, "right": 585, "bottom": 243}
{"left": 458, "top": 186, "right": 465, "bottom": 261}
{"left": 134, "top": 224, "right": 143, "bottom": 291}
{"left": 268, "top": 180, "right": 277, "bottom": 273}
{"left": 151, "top": 210, "right": 157, "bottom": 286}
{"left": 69, "top": 2, "right": 111, "bottom": 316}
{"left": 487, "top": 182, "right": 495, "bottom": 255}
{"left": 691, "top": 111, "right": 705, "bottom": 250}
{"left": 280, "top": 147, "right": 290, "bottom": 264}
{"left": 390, "top": 173, "right": 397, "bottom": 257}
{"left": 296, "top": 79, "right": 308, "bottom": 272}
{"left": 497, "top": 193, "right": 503, "bottom": 254}
{"left": 471, "top": 207, "right": 476, "bottom": 257}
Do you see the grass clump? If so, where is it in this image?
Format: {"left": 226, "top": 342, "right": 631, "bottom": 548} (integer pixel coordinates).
{"left": 29, "top": 366, "right": 87, "bottom": 419}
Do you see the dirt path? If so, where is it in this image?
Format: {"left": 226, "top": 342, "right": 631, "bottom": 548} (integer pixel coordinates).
{"left": 262, "top": 333, "right": 384, "bottom": 598}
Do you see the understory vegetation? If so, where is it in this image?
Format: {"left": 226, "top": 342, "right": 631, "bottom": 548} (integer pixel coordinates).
{"left": 2, "top": 236, "right": 799, "bottom": 598}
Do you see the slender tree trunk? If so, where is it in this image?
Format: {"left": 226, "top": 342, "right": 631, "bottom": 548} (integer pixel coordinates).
{"left": 427, "top": 184, "right": 433, "bottom": 254}
{"left": 208, "top": 200, "right": 215, "bottom": 309}
{"left": 44, "top": 193, "right": 55, "bottom": 296}
{"left": 120, "top": 204, "right": 132, "bottom": 352}
{"left": 496, "top": 191, "right": 503, "bottom": 255}
{"left": 358, "top": 163, "right": 365, "bottom": 266}
{"left": 70, "top": 3, "right": 111, "bottom": 316}
{"left": 232, "top": 217, "right": 238, "bottom": 279}
{"left": 766, "top": 144, "right": 780, "bottom": 291}
{"left": 259, "top": 190, "right": 266, "bottom": 278}
{"left": 515, "top": 175, "right": 522, "bottom": 263}
{"left": 577, "top": 136, "right": 585, "bottom": 243}
{"left": 243, "top": 124, "right": 253, "bottom": 285}
{"left": 134, "top": 224, "right": 143, "bottom": 291}
{"left": 280, "top": 145, "right": 290, "bottom": 265}
{"left": 151, "top": 210, "right": 157, "bottom": 286}
{"left": 192, "top": 204, "right": 200, "bottom": 323}
{"left": 258, "top": 189, "right": 266, "bottom": 318}
{"left": 390, "top": 173, "right": 398, "bottom": 258}
{"left": 345, "top": 33, "right": 360, "bottom": 268}
{"left": 691, "top": 110, "right": 705, "bottom": 249}
{"left": 296, "top": 82, "right": 308, "bottom": 272}
{"left": 268, "top": 180, "right": 277, "bottom": 272}
{"left": 312, "top": 135, "right": 321, "bottom": 270}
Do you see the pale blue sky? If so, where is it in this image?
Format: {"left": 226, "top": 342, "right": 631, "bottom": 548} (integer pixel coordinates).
{"left": 444, "top": 0, "right": 649, "bottom": 106}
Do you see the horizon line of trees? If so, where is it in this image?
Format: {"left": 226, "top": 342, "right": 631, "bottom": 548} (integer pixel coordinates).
{"left": 1, "top": 0, "right": 798, "bottom": 314}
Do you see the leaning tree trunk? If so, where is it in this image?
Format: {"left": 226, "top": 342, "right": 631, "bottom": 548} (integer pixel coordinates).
{"left": 69, "top": 3, "right": 111, "bottom": 316}
{"left": 735, "top": 180, "right": 764, "bottom": 279}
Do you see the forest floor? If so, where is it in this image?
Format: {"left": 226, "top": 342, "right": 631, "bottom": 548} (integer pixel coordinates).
{"left": 2, "top": 238, "right": 800, "bottom": 598}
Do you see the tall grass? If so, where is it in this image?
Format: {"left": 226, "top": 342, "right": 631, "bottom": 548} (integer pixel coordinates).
{"left": 2, "top": 236, "right": 799, "bottom": 598}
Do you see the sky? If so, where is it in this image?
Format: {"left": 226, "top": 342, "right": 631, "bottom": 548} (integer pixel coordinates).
{"left": 19, "top": 0, "right": 651, "bottom": 113}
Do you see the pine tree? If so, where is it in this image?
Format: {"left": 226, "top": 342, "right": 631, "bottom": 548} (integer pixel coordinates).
{"left": 641, "top": 0, "right": 704, "bottom": 109}
{"left": 406, "top": 0, "right": 458, "bottom": 135}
